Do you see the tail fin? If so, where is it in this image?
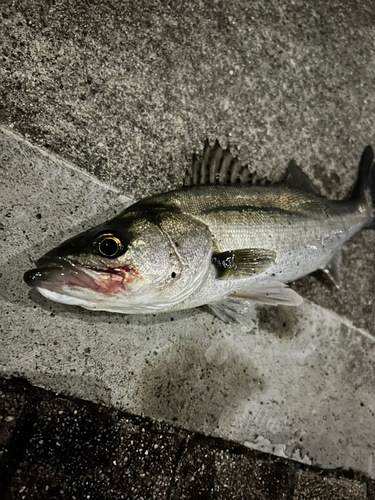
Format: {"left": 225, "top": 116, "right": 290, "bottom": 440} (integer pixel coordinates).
{"left": 352, "top": 146, "right": 375, "bottom": 229}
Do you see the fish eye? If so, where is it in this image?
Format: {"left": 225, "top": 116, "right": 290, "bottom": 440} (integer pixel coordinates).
{"left": 94, "top": 234, "right": 123, "bottom": 258}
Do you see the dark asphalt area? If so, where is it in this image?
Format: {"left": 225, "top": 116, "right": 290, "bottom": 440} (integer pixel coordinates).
{"left": 1, "top": 378, "right": 374, "bottom": 499}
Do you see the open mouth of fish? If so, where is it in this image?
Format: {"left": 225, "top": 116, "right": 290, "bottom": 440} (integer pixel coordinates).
{"left": 23, "top": 257, "right": 130, "bottom": 295}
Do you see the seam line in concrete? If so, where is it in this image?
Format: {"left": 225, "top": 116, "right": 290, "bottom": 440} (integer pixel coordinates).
{"left": 166, "top": 433, "right": 193, "bottom": 500}
{"left": 0, "top": 126, "right": 124, "bottom": 195}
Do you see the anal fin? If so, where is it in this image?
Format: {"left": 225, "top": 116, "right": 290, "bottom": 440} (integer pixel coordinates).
{"left": 321, "top": 249, "right": 342, "bottom": 289}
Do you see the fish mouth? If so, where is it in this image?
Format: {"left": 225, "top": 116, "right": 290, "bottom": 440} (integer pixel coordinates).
{"left": 23, "top": 257, "right": 134, "bottom": 294}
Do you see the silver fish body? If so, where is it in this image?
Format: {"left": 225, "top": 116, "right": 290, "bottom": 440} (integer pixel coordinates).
{"left": 24, "top": 141, "right": 375, "bottom": 323}
{"left": 121, "top": 184, "right": 370, "bottom": 312}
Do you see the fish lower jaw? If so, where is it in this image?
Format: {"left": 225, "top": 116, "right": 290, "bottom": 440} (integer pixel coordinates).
{"left": 36, "top": 287, "right": 98, "bottom": 308}
{"left": 35, "top": 286, "right": 175, "bottom": 314}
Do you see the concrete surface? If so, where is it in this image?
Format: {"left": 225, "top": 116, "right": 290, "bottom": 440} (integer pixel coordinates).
{"left": 1, "top": 378, "right": 374, "bottom": 500}
{"left": 1, "top": 0, "right": 375, "bottom": 333}
{"left": 1, "top": 0, "right": 375, "bottom": 494}
{"left": 1, "top": 127, "right": 375, "bottom": 479}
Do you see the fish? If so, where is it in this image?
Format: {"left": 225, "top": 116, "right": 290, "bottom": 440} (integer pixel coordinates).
{"left": 24, "top": 140, "right": 375, "bottom": 327}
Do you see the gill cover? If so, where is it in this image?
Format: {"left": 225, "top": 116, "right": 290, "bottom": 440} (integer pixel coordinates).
{"left": 24, "top": 202, "right": 214, "bottom": 314}
{"left": 116, "top": 207, "right": 214, "bottom": 310}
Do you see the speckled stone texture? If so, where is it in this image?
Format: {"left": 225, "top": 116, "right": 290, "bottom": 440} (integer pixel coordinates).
{"left": 1, "top": 0, "right": 375, "bottom": 497}
{"left": 1, "top": 0, "right": 375, "bottom": 198}
{"left": 1, "top": 121, "right": 375, "bottom": 475}
{"left": 0, "top": 379, "right": 186, "bottom": 499}
{"left": 1, "top": 378, "right": 373, "bottom": 500}
{"left": 292, "top": 471, "right": 367, "bottom": 500}
{"left": 2, "top": 129, "right": 375, "bottom": 490}
{"left": 1, "top": 0, "right": 375, "bottom": 333}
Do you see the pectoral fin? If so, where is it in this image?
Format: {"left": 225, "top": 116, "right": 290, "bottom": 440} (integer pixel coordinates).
{"left": 212, "top": 248, "right": 276, "bottom": 279}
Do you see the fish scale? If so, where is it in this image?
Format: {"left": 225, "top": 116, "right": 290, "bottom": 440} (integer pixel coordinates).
{"left": 138, "top": 184, "right": 367, "bottom": 312}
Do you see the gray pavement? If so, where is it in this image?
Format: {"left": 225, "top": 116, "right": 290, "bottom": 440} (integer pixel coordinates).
{"left": 1, "top": 0, "right": 375, "bottom": 496}
{"left": 1, "top": 126, "right": 375, "bottom": 478}
{"left": 1, "top": 0, "right": 375, "bottom": 332}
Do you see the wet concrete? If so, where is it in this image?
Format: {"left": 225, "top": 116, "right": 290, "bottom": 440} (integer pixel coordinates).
{"left": 1, "top": 0, "right": 375, "bottom": 331}
{"left": 1, "top": 128, "right": 375, "bottom": 479}
{"left": 1, "top": 0, "right": 375, "bottom": 496}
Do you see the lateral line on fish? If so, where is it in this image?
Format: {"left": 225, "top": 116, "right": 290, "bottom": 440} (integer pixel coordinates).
{"left": 199, "top": 205, "right": 298, "bottom": 216}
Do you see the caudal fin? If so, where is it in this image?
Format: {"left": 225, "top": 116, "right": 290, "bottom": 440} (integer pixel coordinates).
{"left": 352, "top": 146, "right": 375, "bottom": 229}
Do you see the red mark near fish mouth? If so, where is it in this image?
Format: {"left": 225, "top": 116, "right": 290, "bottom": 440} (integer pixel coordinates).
{"left": 24, "top": 259, "right": 140, "bottom": 295}
{"left": 82, "top": 265, "right": 140, "bottom": 293}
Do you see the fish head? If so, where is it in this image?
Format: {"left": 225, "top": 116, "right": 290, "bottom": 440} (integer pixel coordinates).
{"left": 24, "top": 210, "right": 213, "bottom": 314}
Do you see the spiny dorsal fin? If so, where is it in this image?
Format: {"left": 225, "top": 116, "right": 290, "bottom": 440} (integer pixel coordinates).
{"left": 283, "top": 160, "right": 318, "bottom": 194}
{"left": 186, "top": 140, "right": 271, "bottom": 187}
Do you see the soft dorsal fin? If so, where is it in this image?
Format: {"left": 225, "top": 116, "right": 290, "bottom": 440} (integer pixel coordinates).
{"left": 283, "top": 160, "right": 318, "bottom": 194}
{"left": 186, "top": 140, "right": 271, "bottom": 187}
